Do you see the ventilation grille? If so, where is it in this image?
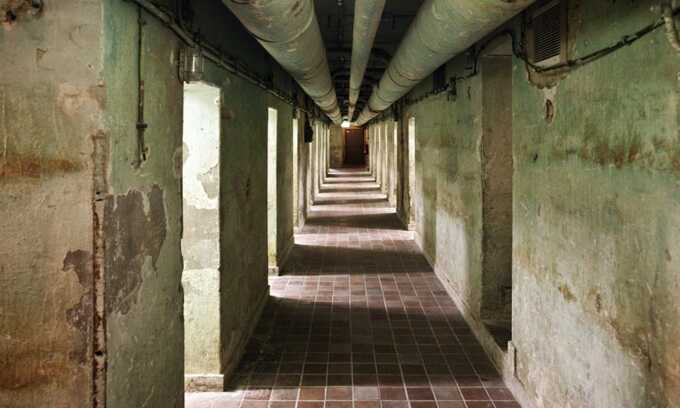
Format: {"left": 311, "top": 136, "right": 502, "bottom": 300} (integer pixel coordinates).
{"left": 532, "top": 0, "right": 563, "bottom": 65}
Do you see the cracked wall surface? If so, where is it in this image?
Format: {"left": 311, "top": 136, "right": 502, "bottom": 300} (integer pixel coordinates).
{"left": 182, "top": 83, "right": 221, "bottom": 377}
{"left": 371, "top": 1, "right": 680, "bottom": 406}
{"left": 511, "top": 2, "right": 680, "bottom": 406}
{"left": 0, "top": 1, "right": 103, "bottom": 406}
{"left": 103, "top": 1, "right": 184, "bottom": 406}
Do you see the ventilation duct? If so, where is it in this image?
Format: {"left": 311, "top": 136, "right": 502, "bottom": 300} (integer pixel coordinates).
{"left": 348, "top": 0, "right": 385, "bottom": 122}
{"left": 355, "top": 0, "right": 535, "bottom": 126}
{"left": 225, "top": 0, "right": 342, "bottom": 123}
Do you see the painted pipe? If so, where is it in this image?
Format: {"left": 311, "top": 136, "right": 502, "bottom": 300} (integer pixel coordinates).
{"left": 348, "top": 0, "right": 386, "bottom": 122}
{"left": 355, "top": 0, "right": 534, "bottom": 125}
{"left": 225, "top": 0, "right": 342, "bottom": 123}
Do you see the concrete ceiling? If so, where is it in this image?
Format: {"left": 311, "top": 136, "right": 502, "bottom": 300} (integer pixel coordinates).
{"left": 314, "top": 0, "right": 423, "bottom": 117}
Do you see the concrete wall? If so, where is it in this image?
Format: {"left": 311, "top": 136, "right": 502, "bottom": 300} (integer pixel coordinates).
{"left": 103, "top": 1, "right": 184, "bottom": 405}
{"left": 182, "top": 83, "right": 222, "bottom": 379}
{"left": 511, "top": 2, "right": 680, "bottom": 406}
{"left": 276, "top": 105, "right": 295, "bottom": 271}
{"left": 480, "top": 54, "right": 513, "bottom": 324}
{"left": 370, "top": 1, "right": 680, "bottom": 406}
{"left": 0, "top": 2, "right": 103, "bottom": 406}
{"left": 1, "top": 0, "right": 310, "bottom": 406}
{"left": 296, "top": 113, "right": 311, "bottom": 230}
{"left": 329, "top": 124, "right": 344, "bottom": 167}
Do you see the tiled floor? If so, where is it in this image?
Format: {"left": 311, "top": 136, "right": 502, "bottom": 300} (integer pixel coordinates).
{"left": 186, "top": 168, "right": 520, "bottom": 408}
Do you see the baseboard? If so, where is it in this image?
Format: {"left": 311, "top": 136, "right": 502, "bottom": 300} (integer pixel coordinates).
{"left": 414, "top": 232, "right": 435, "bottom": 269}
{"left": 221, "top": 284, "right": 270, "bottom": 385}
{"left": 414, "top": 236, "right": 536, "bottom": 408}
{"left": 397, "top": 212, "right": 416, "bottom": 232}
{"left": 295, "top": 212, "right": 306, "bottom": 233}
{"left": 278, "top": 236, "right": 295, "bottom": 273}
{"left": 184, "top": 374, "right": 224, "bottom": 392}
{"left": 397, "top": 212, "right": 409, "bottom": 230}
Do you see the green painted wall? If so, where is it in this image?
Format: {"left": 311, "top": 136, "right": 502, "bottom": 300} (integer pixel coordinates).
{"left": 103, "top": 1, "right": 184, "bottom": 406}
{"left": 371, "top": 1, "right": 680, "bottom": 406}
{"left": 101, "top": 0, "right": 301, "bottom": 405}
{"left": 512, "top": 2, "right": 680, "bottom": 406}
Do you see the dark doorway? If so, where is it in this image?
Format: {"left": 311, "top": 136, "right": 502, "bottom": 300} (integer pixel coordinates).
{"left": 344, "top": 128, "right": 365, "bottom": 165}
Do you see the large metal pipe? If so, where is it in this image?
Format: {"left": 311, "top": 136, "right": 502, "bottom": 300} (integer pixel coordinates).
{"left": 355, "top": 0, "right": 534, "bottom": 126}
{"left": 225, "top": 0, "right": 342, "bottom": 123}
{"left": 348, "top": 0, "right": 386, "bottom": 121}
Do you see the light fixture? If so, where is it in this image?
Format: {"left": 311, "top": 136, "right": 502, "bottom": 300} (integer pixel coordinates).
{"left": 341, "top": 119, "right": 350, "bottom": 129}
{"left": 179, "top": 45, "right": 205, "bottom": 83}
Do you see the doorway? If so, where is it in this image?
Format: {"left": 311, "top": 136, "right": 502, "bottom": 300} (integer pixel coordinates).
{"left": 407, "top": 116, "right": 416, "bottom": 230}
{"left": 292, "top": 116, "right": 299, "bottom": 228}
{"left": 267, "top": 107, "right": 278, "bottom": 275}
{"left": 479, "top": 45, "right": 514, "bottom": 349}
{"left": 182, "top": 82, "right": 223, "bottom": 389}
{"left": 344, "top": 128, "right": 365, "bottom": 166}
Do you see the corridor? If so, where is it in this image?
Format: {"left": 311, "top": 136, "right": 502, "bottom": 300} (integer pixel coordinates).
{"left": 5, "top": 1, "right": 680, "bottom": 406}
{"left": 187, "top": 168, "right": 519, "bottom": 408}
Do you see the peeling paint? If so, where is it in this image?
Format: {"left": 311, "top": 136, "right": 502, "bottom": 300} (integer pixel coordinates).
{"left": 104, "top": 185, "right": 167, "bottom": 315}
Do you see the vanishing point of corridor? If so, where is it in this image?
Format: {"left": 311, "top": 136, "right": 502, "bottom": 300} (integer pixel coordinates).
{"left": 187, "top": 168, "right": 519, "bottom": 408}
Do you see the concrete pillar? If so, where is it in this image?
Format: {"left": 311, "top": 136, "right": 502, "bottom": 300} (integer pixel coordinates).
{"left": 182, "top": 83, "right": 222, "bottom": 390}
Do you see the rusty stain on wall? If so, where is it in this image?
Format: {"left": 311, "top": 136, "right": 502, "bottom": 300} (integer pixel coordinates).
{"left": 0, "top": 155, "right": 80, "bottom": 178}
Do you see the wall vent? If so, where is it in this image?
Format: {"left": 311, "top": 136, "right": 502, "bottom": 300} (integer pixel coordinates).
{"left": 529, "top": 0, "right": 567, "bottom": 67}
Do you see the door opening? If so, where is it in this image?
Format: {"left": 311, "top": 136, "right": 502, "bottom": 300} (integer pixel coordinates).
{"left": 292, "top": 117, "right": 299, "bottom": 228}
{"left": 344, "top": 127, "right": 365, "bottom": 166}
{"left": 408, "top": 117, "right": 416, "bottom": 230}
{"left": 182, "top": 82, "right": 223, "bottom": 390}
{"left": 267, "top": 107, "right": 278, "bottom": 275}
{"left": 479, "top": 45, "right": 514, "bottom": 349}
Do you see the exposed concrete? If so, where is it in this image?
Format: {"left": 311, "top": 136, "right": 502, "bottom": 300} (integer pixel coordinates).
{"left": 102, "top": 1, "right": 184, "bottom": 406}
{"left": 276, "top": 104, "right": 295, "bottom": 272}
{"left": 182, "top": 83, "right": 222, "bottom": 387}
{"left": 480, "top": 54, "right": 513, "bottom": 326}
{"left": 102, "top": 0, "right": 302, "bottom": 405}
{"left": 0, "top": 1, "right": 103, "bottom": 406}
{"left": 296, "top": 113, "right": 311, "bottom": 230}
{"left": 267, "top": 107, "right": 278, "bottom": 273}
{"left": 209, "top": 60, "right": 292, "bottom": 380}
{"left": 329, "top": 124, "right": 344, "bottom": 167}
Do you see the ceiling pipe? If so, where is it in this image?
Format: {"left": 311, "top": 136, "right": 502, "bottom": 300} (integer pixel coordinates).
{"left": 348, "top": 0, "right": 386, "bottom": 121}
{"left": 225, "top": 0, "right": 342, "bottom": 123}
{"left": 355, "top": 0, "right": 534, "bottom": 126}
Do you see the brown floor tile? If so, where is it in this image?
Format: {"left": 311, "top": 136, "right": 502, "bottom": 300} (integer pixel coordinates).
{"left": 188, "top": 168, "right": 521, "bottom": 408}
{"left": 460, "top": 388, "right": 490, "bottom": 401}
{"left": 300, "top": 387, "right": 326, "bottom": 401}
{"left": 380, "top": 387, "right": 407, "bottom": 400}
{"left": 326, "top": 386, "right": 353, "bottom": 400}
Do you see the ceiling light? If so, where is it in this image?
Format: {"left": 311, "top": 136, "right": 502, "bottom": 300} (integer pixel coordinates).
{"left": 341, "top": 119, "right": 350, "bottom": 128}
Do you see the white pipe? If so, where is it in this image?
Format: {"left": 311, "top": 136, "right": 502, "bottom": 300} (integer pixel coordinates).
{"left": 225, "top": 0, "right": 342, "bottom": 123}
{"left": 356, "top": 0, "right": 534, "bottom": 126}
{"left": 348, "top": 0, "right": 385, "bottom": 122}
